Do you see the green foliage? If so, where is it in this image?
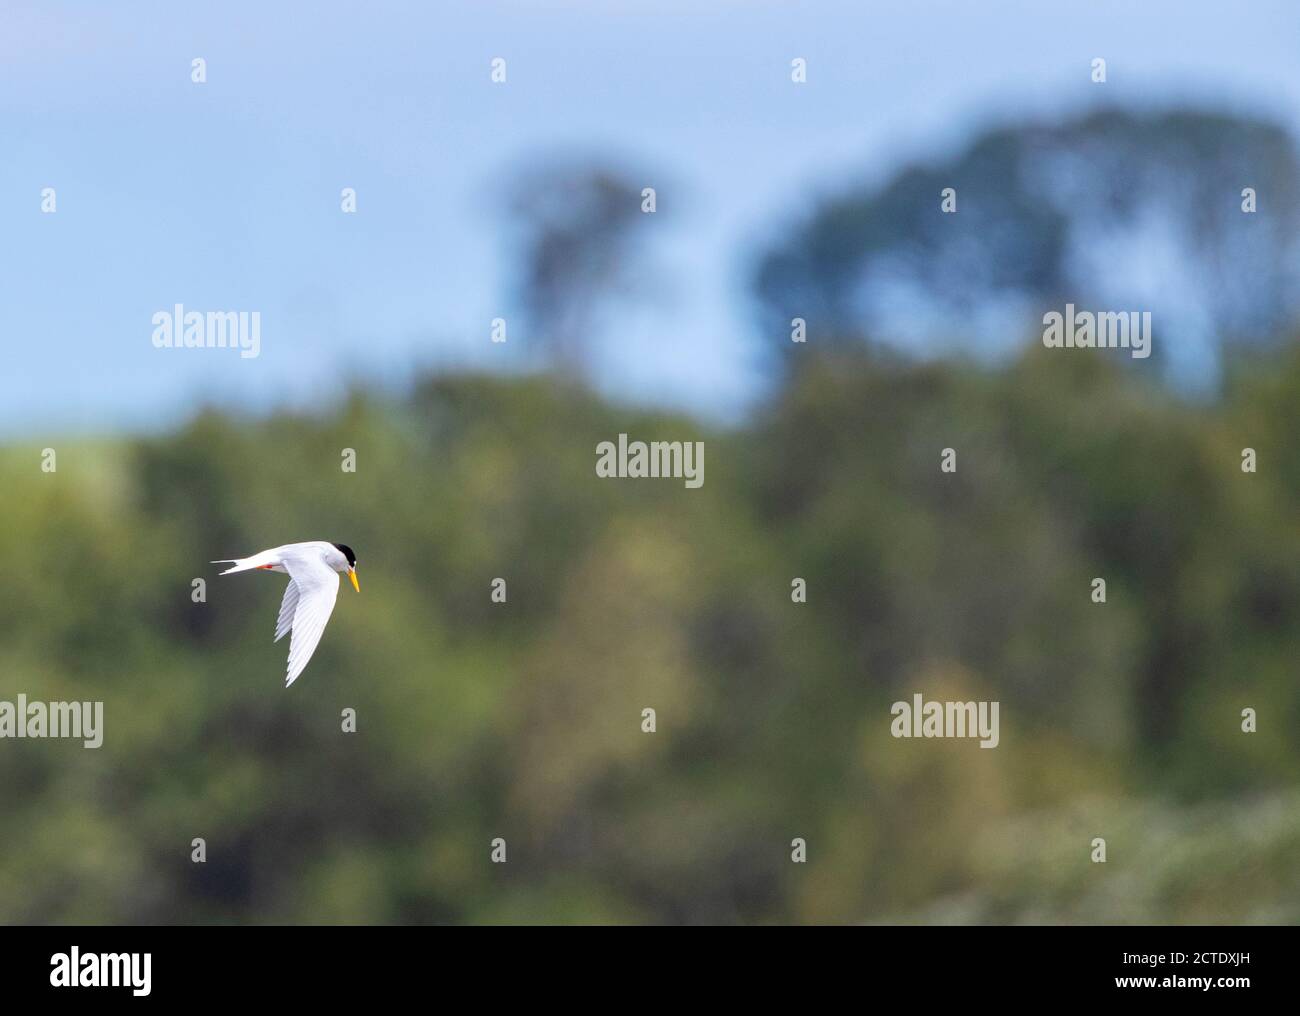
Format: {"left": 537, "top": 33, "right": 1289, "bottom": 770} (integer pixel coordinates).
{"left": 2, "top": 349, "right": 1298, "bottom": 924}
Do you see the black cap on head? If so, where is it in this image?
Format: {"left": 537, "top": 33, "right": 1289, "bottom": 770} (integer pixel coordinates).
{"left": 332, "top": 543, "right": 357, "bottom": 568}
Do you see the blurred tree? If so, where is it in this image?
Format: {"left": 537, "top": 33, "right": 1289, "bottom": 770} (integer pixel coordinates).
{"left": 5, "top": 344, "right": 1300, "bottom": 924}
{"left": 502, "top": 161, "right": 659, "bottom": 373}
{"left": 753, "top": 109, "right": 1300, "bottom": 384}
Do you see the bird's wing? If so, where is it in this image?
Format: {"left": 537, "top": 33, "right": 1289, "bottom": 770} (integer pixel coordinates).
{"left": 279, "top": 552, "right": 340, "bottom": 687}
{"left": 274, "top": 579, "right": 299, "bottom": 643}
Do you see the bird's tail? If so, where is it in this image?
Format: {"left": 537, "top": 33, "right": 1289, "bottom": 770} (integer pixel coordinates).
{"left": 211, "top": 555, "right": 269, "bottom": 575}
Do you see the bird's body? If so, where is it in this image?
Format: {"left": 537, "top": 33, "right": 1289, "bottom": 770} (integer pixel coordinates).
{"left": 212, "top": 541, "right": 359, "bottom": 687}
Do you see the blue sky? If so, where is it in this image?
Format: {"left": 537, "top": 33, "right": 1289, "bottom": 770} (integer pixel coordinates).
{"left": 4, "top": 0, "right": 1300, "bottom": 437}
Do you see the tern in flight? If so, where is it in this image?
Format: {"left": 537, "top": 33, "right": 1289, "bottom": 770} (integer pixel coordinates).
{"left": 212, "top": 541, "right": 359, "bottom": 687}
